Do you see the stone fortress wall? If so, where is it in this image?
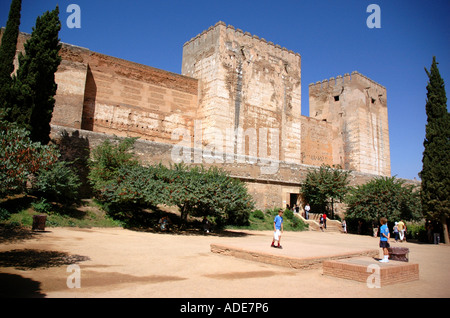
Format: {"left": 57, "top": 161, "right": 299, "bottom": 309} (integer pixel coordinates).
{"left": 1, "top": 22, "right": 400, "bottom": 211}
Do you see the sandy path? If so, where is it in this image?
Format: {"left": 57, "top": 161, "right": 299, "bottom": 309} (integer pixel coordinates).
{"left": 0, "top": 227, "right": 449, "bottom": 298}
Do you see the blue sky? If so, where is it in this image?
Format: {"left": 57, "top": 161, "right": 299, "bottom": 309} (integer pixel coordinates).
{"left": 1, "top": 0, "right": 449, "bottom": 180}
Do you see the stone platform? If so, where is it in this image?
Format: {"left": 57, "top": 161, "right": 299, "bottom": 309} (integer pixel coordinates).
{"left": 323, "top": 257, "right": 419, "bottom": 286}
{"left": 210, "top": 243, "right": 379, "bottom": 270}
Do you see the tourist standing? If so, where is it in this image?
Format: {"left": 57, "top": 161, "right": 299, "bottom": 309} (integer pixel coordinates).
{"left": 322, "top": 213, "right": 327, "bottom": 229}
{"left": 398, "top": 220, "right": 405, "bottom": 242}
{"left": 271, "top": 209, "right": 284, "bottom": 249}
{"left": 304, "top": 203, "right": 310, "bottom": 220}
{"left": 379, "top": 217, "right": 390, "bottom": 263}
{"left": 342, "top": 219, "right": 347, "bottom": 233}
{"left": 393, "top": 222, "right": 399, "bottom": 242}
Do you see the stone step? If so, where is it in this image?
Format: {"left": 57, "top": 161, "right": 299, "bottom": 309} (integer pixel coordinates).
{"left": 294, "top": 213, "right": 344, "bottom": 232}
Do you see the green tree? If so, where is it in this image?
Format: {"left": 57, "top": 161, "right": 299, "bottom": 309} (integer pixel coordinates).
{"left": 87, "top": 137, "right": 139, "bottom": 199}
{"left": 345, "top": 176, "right": 422, "bottom": 224}
{"left": 31, "top": 160, "right": 81, "bottom": 205}
{"left": 9, "top": 6, "right": 61, "bottom": 144}
{"left": 0, "top": 117, "right": 59, "bottom": 198}
{"left": 0, "top": 0, "right": 22, "bottom": 112}
{"left": 300, "top": 164, "right": 351, "bottom": 218}
{"left": 420, "top": 56, "right": 450, "bottom": 244}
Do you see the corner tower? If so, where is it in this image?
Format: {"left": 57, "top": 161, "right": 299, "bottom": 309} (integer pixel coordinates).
{"left": 309, "top": 71, "right": 390, "bottom": 176}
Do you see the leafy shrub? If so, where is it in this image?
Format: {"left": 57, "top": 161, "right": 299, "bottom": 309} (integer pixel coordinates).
{"left": 0, "top": 119, "right": 59, "bottom": 198}
{"left": 87, "top": 137, "right": 139, "bottom": 199}
{"left": 0, "top": 207, "right": 11, "bottom": 220}
{"left": 345, "top": 176, "right": 422, "bottom": 222}
{"left": 284, "top": 208, "right": 294, "bottom": 220}
{"left": 31, "top": 198, "right": 52, "bottom": 214}
{"left": 88, "top": 138, "right": 254, "bottom": 227}
{"left": 252, "top": 210, "right": 265, "bottom": 220}
{"left": 31, "top": 160, "right": 81, "bottom": 204}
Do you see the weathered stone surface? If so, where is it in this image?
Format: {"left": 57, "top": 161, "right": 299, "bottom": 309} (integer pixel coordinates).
{"left": 309, "top": 71, "right": 390, "bottom": 176}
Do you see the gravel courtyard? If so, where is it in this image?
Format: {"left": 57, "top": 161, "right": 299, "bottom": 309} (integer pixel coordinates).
{"left": 0, "top": 227, "right": 449, "bottom": 298}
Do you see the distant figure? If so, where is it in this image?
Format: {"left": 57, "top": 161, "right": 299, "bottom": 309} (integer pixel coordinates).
{"left": 271, "top": 209, "right": 284, "bottom": 249}
{"left": 159, "top": 216, "right": 171, "bottom": 231}
{"left": 319, "top": 214, "right": 324, "bottom": 232}
{"left": 304, "top": 204, "right": 310, "bottom": 220}
{"left": 393, "top": 222, "right": 399, "bottom": 242}
{"left": 322, "top": 213, "right": 327, "bottom": 229}
{"left": 202, "top": 216, "right": 211, "bottom": 233}
{"left": 342, "top": 219, "right": 347, "bottom": 233}
{"left": 397, "top": 220, "right": 405, "bottom": 242}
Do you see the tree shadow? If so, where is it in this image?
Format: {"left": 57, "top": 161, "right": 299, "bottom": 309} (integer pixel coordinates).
{"left": 113, "top": 205, "right": 250, "bottom": 237}
{"left": 0, "top": 249, "right": 90, "bottom": 270}
{"left": 0, "top": 273, "right": 45, "bottom": 298}
{"left": 0, "top": 224, "right": 39, "bottom": 244}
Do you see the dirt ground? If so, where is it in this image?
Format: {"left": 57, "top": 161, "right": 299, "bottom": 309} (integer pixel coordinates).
{"left": 0, "top": 226, "right": 449, "bottom": 298}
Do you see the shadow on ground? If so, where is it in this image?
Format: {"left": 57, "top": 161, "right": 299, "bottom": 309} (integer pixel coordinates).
{"left": 0, "top": 273, "right": 46, "bottom": 298}
{"left": 0, "top": 249, "right": 90, "bottom": 270}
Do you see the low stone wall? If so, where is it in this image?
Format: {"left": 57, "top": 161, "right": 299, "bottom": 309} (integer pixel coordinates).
{"left": 323, "top": 257, "right": 419, "bottom": 286}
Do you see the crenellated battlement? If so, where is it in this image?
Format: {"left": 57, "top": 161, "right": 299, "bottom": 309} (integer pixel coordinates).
{"left": 183, "top": 21, "right": 301, "bottom": 58}
{"left": 309, "top": 71, "right": 386, "bottom": 93}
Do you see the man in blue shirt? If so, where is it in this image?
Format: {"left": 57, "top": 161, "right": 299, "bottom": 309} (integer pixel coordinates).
{"left": 379, "top": 217, "right": 390, "bottom": 262}
{"left": 271, "top": 209, "right": 284, "bottom": 249}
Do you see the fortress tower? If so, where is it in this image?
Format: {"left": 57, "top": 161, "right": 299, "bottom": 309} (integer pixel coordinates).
{"left": 182, "top": 21, "right": 302, "bottom": 164}
{"left": 309, "top": 71, "right": 391, "bottom": 176}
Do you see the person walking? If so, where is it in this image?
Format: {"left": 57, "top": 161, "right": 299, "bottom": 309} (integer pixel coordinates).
{"left": 271, "top": 209, "right": 284, "bottom": 249}
{"left": 304, "top": 203, "right": 310, "bottom": 220}
{"left": 379, "top": 217, "right": 390, "bottom": 263}
{"left": 322, "top": 213, "right": 327, "bottom": 229}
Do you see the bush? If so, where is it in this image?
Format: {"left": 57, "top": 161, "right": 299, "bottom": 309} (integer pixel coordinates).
{"left": 0, "top": 207, "right": 10, "bottom": 220}
{"left": 284, "top": 208, "right": 294, "bottom": 220}
{"left": 31, "top": 198, "right": 52, "bottom": 214}
{"left": 345, "top": 176, "right": 422, "bottom": 222}
{"left": 31, "top": 160, "right": 81, "bottom": 204}
{"left": 87, "top": 137, "right": 139, "bottom": 199}
{"left": 252, "top": 210, "right": 265, "bottom": 220}
{"left": 88, "top": 137, "right": 254, "bottom": 227}
{"left": 0, "top": 119, "right": 59, "bottom": 198}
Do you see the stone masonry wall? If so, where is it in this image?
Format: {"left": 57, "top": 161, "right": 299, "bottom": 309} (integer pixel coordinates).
{"left": 309, "top": 71, "right": 391, "bottom": 176}
{"left": 182, "top": 22, "right": 302, "bottom": 164}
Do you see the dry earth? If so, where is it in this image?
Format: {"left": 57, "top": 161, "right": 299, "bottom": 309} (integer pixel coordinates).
{"left": 0, "top": 227, "right": 449, "bottom": 298}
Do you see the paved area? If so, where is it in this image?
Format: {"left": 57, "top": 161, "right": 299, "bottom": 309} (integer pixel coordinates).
{"left": 0, "top": 227, "right": 449, "bottom": 298}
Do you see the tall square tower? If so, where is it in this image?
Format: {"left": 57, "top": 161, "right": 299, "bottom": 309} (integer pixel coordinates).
{"left": 182, "top": 21, "right": 302, "bottom": 164}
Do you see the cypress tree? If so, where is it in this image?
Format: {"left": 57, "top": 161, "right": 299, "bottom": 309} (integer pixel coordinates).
{"left": 0, "top": 0, "right": 22, "bottom": 113}
{"left": 420, "top": 56, "right": 450, "bottom": 244}
{"left": 11, "top": 6, "right": 61, "bottom": 144}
